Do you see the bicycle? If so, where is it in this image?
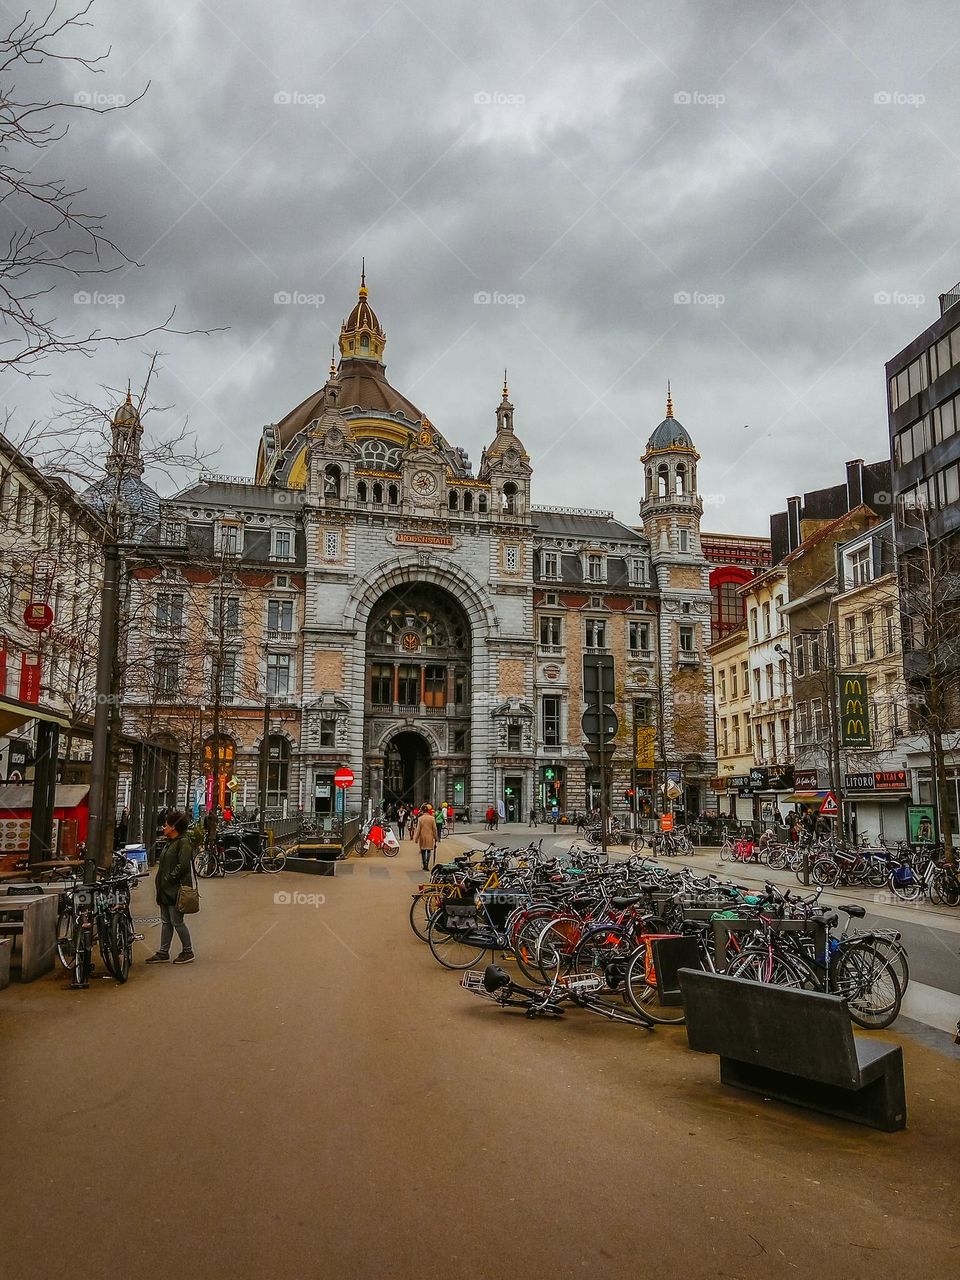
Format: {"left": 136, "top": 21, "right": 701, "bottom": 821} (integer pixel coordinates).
{"left": 59, "top": 874, "right": 138, "bottom": 988}
{"left": 195, "top": 826, "right": 286, "bottom": 877}
{"left": 461, "top": 963, "right": 655, "bottom": 1029}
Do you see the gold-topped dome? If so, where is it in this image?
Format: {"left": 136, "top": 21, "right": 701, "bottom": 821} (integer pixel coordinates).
{"left": 339, "top": 261, "right": 386, "bottom": 362}
{"left": 112, "top": 383, "right": 141, "bottom": 428}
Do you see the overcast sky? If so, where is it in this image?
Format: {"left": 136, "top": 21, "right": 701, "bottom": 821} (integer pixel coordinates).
{"left": 4, "top": 0, "right": 960, "bottom": 535}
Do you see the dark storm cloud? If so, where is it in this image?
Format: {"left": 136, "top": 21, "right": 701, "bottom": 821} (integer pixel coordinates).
{"left": 3, "top": 0, "right": 958, "bottom": 531}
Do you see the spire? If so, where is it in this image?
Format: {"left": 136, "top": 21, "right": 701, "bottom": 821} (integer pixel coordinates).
{"left": 665, "top": 381, "right": 674, "bottom": 419}
{"left": 502, "top": 368, "right": 509, "bottom": 401}
{"left": 339, "top": 268, "right": 385, "bottom": 362}
{"left": 329, "top": 346, "right": 337, "bottom": 379}
{"left": 106, "top": 383, "right": 144, "bottom": 478}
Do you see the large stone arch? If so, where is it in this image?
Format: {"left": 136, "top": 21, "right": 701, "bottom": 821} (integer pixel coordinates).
{"left": 374, "top": 720, "right": 444, "bottom": 757}
{"left": 344, "top": 555, "right": 498, "bottom": 812}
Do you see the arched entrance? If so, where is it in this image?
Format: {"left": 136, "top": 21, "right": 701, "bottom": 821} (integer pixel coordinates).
{"left": 364, "top": 582, "right": 472, "bottom": 810}
{"left": 383, "top": 731, "right": 432, "bottom": 806}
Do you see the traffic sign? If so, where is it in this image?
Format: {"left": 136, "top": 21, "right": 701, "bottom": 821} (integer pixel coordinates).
{"left": 334, "top": 767, "right": 355, "bottom": 789}
{"left": 581, "top": 707, "right": 618, "bottom": 744}
{"left": 820, "top": 791, "right": 839, "bottom": 816}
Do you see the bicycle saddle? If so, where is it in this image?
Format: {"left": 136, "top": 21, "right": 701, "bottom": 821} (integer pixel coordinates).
{"left": 482, "top": 964, "right": 511, "bottom": 993}
{"left": 838, "top": 903, "right": 866, "bottom": 918}
{"left": 611, "top": 894, "right": 642, "bottom": 908}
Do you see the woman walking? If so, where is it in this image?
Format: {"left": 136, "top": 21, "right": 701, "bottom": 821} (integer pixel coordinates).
{"left": 415, "top": 804, "right": 439, "bottom": 872}
{"left": 146, "top": 810, "right": 197, "bottom": 965}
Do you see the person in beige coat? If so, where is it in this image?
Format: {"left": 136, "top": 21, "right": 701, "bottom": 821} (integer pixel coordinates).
{"left": 415, "top": 805, "right": 439, "bottom": 871}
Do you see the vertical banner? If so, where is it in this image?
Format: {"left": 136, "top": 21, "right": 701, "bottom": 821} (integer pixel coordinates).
{"left": 18, "top": 652, "right": 41, "bottom": 703}
{"left": 0, "top": 647, "right": 6, "bottom": 697}
{"left": 838, "top": 672, "right": 871, "bottom": 746}
{"left": 635, "top": 726, "right": 655, "bottom": 769}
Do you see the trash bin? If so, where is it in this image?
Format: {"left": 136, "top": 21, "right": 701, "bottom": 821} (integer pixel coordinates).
{"left": 123, "top": 843, "right": 148, "bottom": 876}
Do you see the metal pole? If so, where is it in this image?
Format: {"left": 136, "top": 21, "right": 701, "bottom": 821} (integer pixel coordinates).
{"left": 632, "top": 701, "right": 639, "bottom": 834}
{"left": 598, "top": 659, "right": 608, "bottom": 855}
{"left": 85, "top": 540, "right": 120, "bottom": 883}
{"left": 258, "top": 698, "right": 270, "bottom": 851}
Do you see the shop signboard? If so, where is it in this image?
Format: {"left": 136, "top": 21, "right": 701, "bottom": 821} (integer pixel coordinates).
{"left": 838, "top": 672, "right": 871, "bottom": 747}
{"left": 907, "top": 805, "right": 936, "bottom": 844}
{"left": 748, "top": 767, "right": 768, "bottom": 792}
{"left": 844, "top": 770, "right": 909, "bottom": 795}
{"left": 635, "top": 726, "right": 655, "bottom": 770}
{"left": 767, "top": 764, "right": 794, "bottom": 791}
{"left": 875, "top": 770, "right": 908, "bottom": 792}
{"left": 793, "top": 769, "right": 819, "bottom": 791}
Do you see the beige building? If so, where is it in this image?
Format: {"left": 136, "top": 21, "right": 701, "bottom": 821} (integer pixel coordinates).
{"left": 0, "top": 434, "right": 104, "bottom": 778}
{"left": 707, "top": 624, "right": 754, "bottom": 822}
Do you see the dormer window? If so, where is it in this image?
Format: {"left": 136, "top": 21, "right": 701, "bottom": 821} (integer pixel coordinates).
{"left": 586, "top": 553, "right": 605, "bottom": 583}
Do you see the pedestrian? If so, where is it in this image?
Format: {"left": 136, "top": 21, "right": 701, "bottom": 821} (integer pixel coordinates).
{"left": 529, "top": 806, "right": 538, "bottom": 828}
{"left": 115, "top": 806, "right": 129, "bottom": 850}
{"left": 485, "top": 805, "right": 495, "bottom": 831}
{"left": 415, "top": 804, "right": 439, "bottom": 871}
{"left": 445, "top": 802, "right": 455, "bottom": 835}
{"left": 435, "top": 804, "right": 445, "bottom": 841}
{"left": 146, "top": 809, "right": 197, "bottom": 965}
{"left": 408, "top": 807, "right": 419, "bottom": 841}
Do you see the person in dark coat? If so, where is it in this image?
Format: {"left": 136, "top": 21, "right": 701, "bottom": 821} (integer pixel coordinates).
{"left": 146, "top": 810, "right": 196, "bottom": 964}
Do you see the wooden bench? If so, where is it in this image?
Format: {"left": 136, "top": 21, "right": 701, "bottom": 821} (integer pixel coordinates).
{"left": 0, "top": 894, "right": 57, "bottom": 982}
{"left": 678, "top": 968, "right": 906, "bottom": 1132}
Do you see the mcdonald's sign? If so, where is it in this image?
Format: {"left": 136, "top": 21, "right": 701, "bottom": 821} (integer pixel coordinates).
{"left": 838, "top": 672, "right": 871, "bottom": 747}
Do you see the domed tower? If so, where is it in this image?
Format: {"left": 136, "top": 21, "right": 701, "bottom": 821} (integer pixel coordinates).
{"left": 478, "top": 372, "right": 532, "bottom": 519}
{"left": 639, "top": 385, "right": 714, "bottom": 813}
{"left": 338, "top": 261, "right": 386, "bottom": 364}
{"left": 106, "top": 385, "right": 145, "bottom": 478}
{"left": 84, "top": 384, "right": 160, "bottom": 536}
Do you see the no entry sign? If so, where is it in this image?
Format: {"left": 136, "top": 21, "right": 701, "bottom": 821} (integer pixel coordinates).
{"left": 334, "top": 767, "right": 355, "bottom": 789}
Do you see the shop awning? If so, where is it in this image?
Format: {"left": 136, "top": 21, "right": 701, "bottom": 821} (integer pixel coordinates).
{"left": 784, "top": 790, "right": 831, "bottom": 803}
{"left": 0, "top": 694, "right": 72, "bottom": 737}
{"left": 0, "top": 783, "right": 89, "bottom": 810}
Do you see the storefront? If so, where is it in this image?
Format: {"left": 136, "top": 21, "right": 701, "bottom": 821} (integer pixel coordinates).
{"left": 841, "top": 769, "right": 910, "bottom": 844}
{"left": 750, "top": 765, "right": 795, "bottom": 825}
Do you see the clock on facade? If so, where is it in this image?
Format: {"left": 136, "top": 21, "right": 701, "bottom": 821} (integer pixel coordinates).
{"left": 411, "top": 470, "right": 437, "bottom": 497}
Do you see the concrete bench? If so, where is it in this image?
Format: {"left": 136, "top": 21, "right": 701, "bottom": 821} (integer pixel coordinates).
{"left": 678, "top": 968, "right": 906, "bottom": 1132}
{"left": 0, "top": 894, "right": 57, "bottom": 982}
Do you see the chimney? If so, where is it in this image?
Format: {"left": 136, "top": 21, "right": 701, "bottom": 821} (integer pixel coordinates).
{"left": 845, "top": 459, "right": 864, "bottom": 511}
{"left": 786, "top": 496, "right": 802, "bottom": 552}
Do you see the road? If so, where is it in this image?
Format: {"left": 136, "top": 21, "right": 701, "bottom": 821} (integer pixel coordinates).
{"left": 0, "top": 839, "right": 958, "bottom": 1280}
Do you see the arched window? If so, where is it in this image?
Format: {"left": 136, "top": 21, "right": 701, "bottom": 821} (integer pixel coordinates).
{"left": 478, "top": 493, "right": 488, "bottom": 513}
{"left": 463, "top": 492, "right": 473, "bottom": 512}
{"left": 657, "top": 465, "right": 669, "bottom": 498}
{"left": 675, "top": 465, "right": 686, "bottom": 496}
{"left": 502, "top": 482, "right": 518, "bottom": 514}
{"left": 356, "top": 480, "right": 368, "bottom": 503}
{"left": 646, "top": 468, "right": 653, "bottom": 499}
{"left": 360, "top": 333, "right": 370, "bottom": 349}
{"left": 372, "top": 482, "right": 383, "bottom": 504}
{"left": 387, "top": 484, "right": 399, "bottom": 506}
{"left": 449, "top": 490, "right": 459, "bottom": 510}
{"left": 324, "top": 464, "right": 341, "bottom": 498}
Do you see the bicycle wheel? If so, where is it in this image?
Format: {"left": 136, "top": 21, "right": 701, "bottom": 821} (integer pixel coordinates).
{"left": 889, "top": 869, "right": 922, "bottom": 902}
{"left": 570, "top": 925, "right": 634, "bottom": 984}
{"left": 72, "top": 919, "right": 92, "bottom": 987}
{"left": 766, "top": 845, "right": 787, "bottom": 870}
{"left": 630, "top": 834, "right": 646, "bottom": 853}
{"left": 108, "top": 911, "right": 133, "bottom": 983}
{"left": 831, "top": 941, "right": 902, "bottom": 1029}
{"left": 932, "top": 867, "right": 960, "bottom": 907}
{"left": 812, "top": 858, "right": 839, "bottom": 887}
{"left": 535, "top": 917, "right": 583, "bottom": 984}
{"left": 99, "top": 913, "right": 120, "bottom": 980}
{"left": 260, "top": 850, "right": 286, "bottom": 873}
{"left": 382, "top": 840, "right": 400, "bottom": 858}
{"left": 719, "top": 841, "right": 733, "bottom": 862}
{"left": 194, "top": 848, "right": 218, "bottom": 879}
{"left": 426, "top": 911, "right": 488, "bottom": 969}
{"left": 726, "top": 947, "right": 813, "bottom": 988}
{"left": 410, "top": 888, "right": 449, "bottom": 942}
{"left": 864, "top": 935, "right": 909, "bottom": 993}
{"left": 623, "top": 943, "right": 686, "bottom": 1024}
{"left": 56, "top": 903, "right": 76, "bottom": 970}
{"left": 222, "top": 844, "right": 244, "bottom": 875}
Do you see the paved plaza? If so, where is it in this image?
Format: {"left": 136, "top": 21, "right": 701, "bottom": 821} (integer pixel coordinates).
{"left": 1, "top": 838, "right": 958, "bottom": 1280}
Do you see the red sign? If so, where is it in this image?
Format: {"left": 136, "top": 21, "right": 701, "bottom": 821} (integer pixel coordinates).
{"left": 18, "top": 652, "right": 41, "bottom": 703}
{"left": 334, "top": 767, "right": 355, "bottom": 789}
{"left": 659, "top": 813, "right": 674, "bottom": 832}
{"left": 23, "top": 602, "right": 53, "bottom": 631}
{"left": 820, "top": 792, "right": 839, "bottom": 817}
{"left": 875, "top": 770, "right": 908, "bottom": 792}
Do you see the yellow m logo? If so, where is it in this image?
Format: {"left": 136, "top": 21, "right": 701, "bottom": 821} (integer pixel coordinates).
{"left": 846, "top": 719, "right": 865, "bottom": 736}
{"left": 845, "top": 699, "right": 864, "bottom": 714}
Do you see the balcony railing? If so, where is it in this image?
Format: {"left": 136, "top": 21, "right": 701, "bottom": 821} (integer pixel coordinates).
{"left": 269, "top": 552, "right": 296, "bottom": 564}
{"left": 628, "top": 647, "right": 653, "bottom": 661}
{"left": 677, "top": 649, "right": 700, "bottom": 664}
{"left": 538, "top": 644, "right": 565, "bottom": 657}
{"left": 266, "top": 628, "right": 295, "bottom": 642}
{"left": 367, "top": 701, "right": 468, "bottom": 717}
